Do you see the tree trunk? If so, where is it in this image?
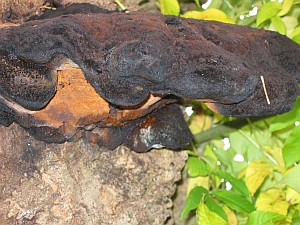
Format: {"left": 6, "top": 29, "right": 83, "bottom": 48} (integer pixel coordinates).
{"left": 0, "top": 123, "right": 187, "bottom": 224}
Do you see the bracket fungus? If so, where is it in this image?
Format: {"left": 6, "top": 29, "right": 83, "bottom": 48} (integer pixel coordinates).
{"left": 0, "top": 12, "right": 299, "bottom": 152}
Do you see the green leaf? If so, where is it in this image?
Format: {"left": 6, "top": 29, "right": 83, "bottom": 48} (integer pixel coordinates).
{"left": 269, "top": 99, "right": 300, "bottom": 132}
{"left": 181, "top": 186, "right": 209, "bottom": 219}
{"left": 282, "top": 126, "right": 300, "bottom": 167}
{"left": 212, "top": 190, "right": 255, "bottom": 213}
{"left": 292, "top": 26, "right": 300, "bottom": 44}
{"left": 282, "top": 166, "right": 300, "bottom": 193}
{"left": 182, "top": 8, "right": 235, "bottom": 24}
{"left": 256, "top": 2, "right": 282, "bottom": 26}
{"left": 188, "top": 157, "right": 208, "bottom": 177}
{"left": 206, "top": 197, "right": 228, "bottom": 222}
{"left": 271, "top": 17, "right": 286, "bottom": 35}
{"left": 194, "top": 0, "right": 201, "bottom": 8}
{"left": 160, "top": 0, "right": 180, "bottom": 16}
{"left": 293, "top": 34, "right": 300, "bottom": 44}
{"left": 202, "top": 144, "right": 218, "bottom": 170}
{"left": 278, "top": 0, "right": 294, "bottom": 17}
{"left": 214, "top": 170, "right": 250, "bottom": 198}
{"left": 246, "top": 210, "right": 287, "bottom": 225}
{"left": 196, "top": 200, "right": 227, "bottom": 225}
{"left": 245, "top": 161, "right": 273, "bottom": 196}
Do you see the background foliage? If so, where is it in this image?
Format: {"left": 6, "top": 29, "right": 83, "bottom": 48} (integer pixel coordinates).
{"left": 157, "top": 0, "right": 300, "bottom": 224}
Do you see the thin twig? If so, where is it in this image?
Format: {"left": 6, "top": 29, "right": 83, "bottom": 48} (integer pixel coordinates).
{"left": 40, "top": 6, "right": 57, "bottom": 10}
{"left": 114, "top": 0, "right": 129, "bottom": 13}
{"left": 260, "top": 76, "right": 270, "bottom": 105}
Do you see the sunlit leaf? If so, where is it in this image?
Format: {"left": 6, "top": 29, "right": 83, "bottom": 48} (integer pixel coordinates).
{"left": 286, "top": 187, "right": 300, "bottom": 205}
{"left": 189, "top": 113, "right": 212, "bottom": 135}
{"left": 281, "top": 16, "right": 299, "bottom": 38}
{"left": 187, "top": 176, "right": 209, "bottom": 194}
{"left": 160, "top": 0, "right": 180, "bottom": 16}
{"left": 181, "top": 186, "right": 209, "bottom": 219}
{"left": 264, "top": 146, "right": 285, "bottom": 167}
{"left": 269, "top": 99, "right": 300, "bottom": 132}
{"left": 245, "top": 160, "right": 273, "bottom": 196}
{"left": 214, "top": 147, "right": 236, "bottom": 167}
{"left": 214, "top": 170, "right": 250, "bottom": 198}
{"left": 206, "top": 197, "right": 228, "bottom": 221}
{"left": 182, "top": 8, "right": 235, "bottom": 24}
{"left": 278, "top": 0, "right": 294, "bottom": 16}
{"left": 256, "top": 2, "right": 282, "bottom": 26}
{"left": 282, "top": 166, "right": 300, "bottom": 193}
{"left": 212, "top": 190, "right": 255, "bottom": 213}
{"left": 292, "top": 26, "right": 300, "bottom": 44}
{"left": 196, "top": 200, "right": 227, "bottom": 225}
{"left": 256, "top": 189, "right": 289, "bottom": 215}
{"left": 246, "top": 210, "right": 287, "bottom": 225}
{"left": 229, "top": 130, "right": 266, "bottom": 162}
{"left": 282, "top": 125, "right": 300, "bottom": 167}
{"left": 293, "top": 34, "right": 300, "bottom": 44}
{"left": 271, "top": 17, "right": 286, "bottom": 35}
{"left": 202, "top": 144, "right": 219, "bottom": 170}
{"left": 188, "top": 157, "right": 208, "bottom": 177}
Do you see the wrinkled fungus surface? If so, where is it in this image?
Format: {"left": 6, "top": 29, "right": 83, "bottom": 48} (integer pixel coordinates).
{"left": 0, "top": 12, "right": 299, "bottom": 151}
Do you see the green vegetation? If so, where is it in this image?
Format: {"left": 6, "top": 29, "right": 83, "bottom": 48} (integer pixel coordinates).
{"left": 157, "top": 0, "right": 300, "bottom": 224}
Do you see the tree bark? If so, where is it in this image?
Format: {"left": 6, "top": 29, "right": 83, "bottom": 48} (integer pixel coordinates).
{"left": 0, "top": 123, "right": 187, "bottom": 224}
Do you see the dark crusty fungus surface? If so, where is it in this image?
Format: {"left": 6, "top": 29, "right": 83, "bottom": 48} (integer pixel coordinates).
{"left": 0, "top": 12, "right": 299, "bottom": 152}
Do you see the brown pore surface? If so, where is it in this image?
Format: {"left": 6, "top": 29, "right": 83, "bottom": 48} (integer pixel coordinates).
{"left": 13, "top": 66, "right": 175, "bottom": 147}
{"left": 30, "top": 67, "right": 163, "bottom": 129}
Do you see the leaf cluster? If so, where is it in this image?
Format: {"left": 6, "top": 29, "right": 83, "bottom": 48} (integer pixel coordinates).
{"left": 157, "top": 0, "right": 300, "bottom": 224}
{"left": 183, "top": 99, "right": 300, "bottom": 224}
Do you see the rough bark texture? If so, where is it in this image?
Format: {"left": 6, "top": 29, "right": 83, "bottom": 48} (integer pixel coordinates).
{"left": 0, "top": 123, "right": 187, "bottom": 225}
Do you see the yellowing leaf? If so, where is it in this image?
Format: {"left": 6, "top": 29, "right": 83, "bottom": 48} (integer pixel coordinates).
{"left": 187, "top": 176, "right": 209, "bottom": 195}
{"left": 256, "top": 189, "right": 289, "bottom": 215}
{"left": 278, "top": 0, "right": 294, "bottom": 17}
{"left": 264, "top": 146, "right": 285, "bottom": 167}
{"left": 189, "top": 113, "right": 212, "bottom": 135}
{"left": 196, "top": 200, "right": 227, "bottom": 225}
{"left": 245, "top": 160, "right": 273, "bottom": 196}
{"left": 223, "top": 205, "right": 238, "bottom": 225}
{"left": 182, "top": 9, "right": 235, "bottom": 24}
{"left": 286, "top": 187, "right": 300, "bottom": 205}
